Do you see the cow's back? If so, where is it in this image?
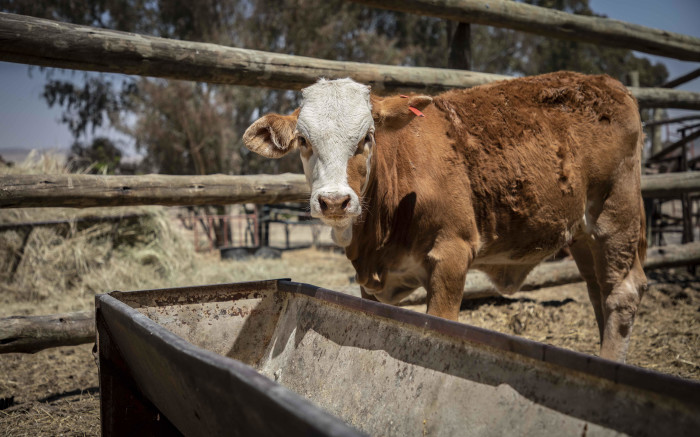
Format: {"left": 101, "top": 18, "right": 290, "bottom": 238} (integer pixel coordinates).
{"left": 430, "top": 71, "right": 642, "bottom": 264}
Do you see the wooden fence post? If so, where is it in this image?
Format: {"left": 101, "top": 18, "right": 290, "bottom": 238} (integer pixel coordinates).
{"left": 448, "top": 22, "right": 472, "bottom": 70}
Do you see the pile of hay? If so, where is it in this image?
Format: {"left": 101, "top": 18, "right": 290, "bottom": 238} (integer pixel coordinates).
{"left": 0, "top": 152, "right": 356, "bottom": 318}
{"left": 0, "top": 152, "right": 193, "bottom": 316}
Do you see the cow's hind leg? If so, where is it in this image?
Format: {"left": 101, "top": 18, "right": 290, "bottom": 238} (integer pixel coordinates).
{"left": 582, "top": 185, "right": 648, "bottom": 361}
{"left": 569, "top": 238, "right": 605, "bottom": 342}
{"left": 594, "top": 249, "right": 646, "bottom": 362}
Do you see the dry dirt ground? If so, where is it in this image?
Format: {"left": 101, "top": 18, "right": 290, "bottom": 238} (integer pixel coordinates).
{"left": 1, "top": 231, "right": 698, "bottom": 435}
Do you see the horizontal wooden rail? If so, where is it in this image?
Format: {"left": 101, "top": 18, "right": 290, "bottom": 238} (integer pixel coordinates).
{"left": 641, "top": 172, "right": 700, "bottom": 198}
{"left": 401, "top": 241, "right": 700, "bottom": 304}
{"left": 630, "top": 88, "right": 700, "bottom": 110}
{"left": 349, "top": 0, "right": 700, "bottom": 62}
{"left": 0, "top": 12, "right": 508, "bottom": 94}
{"left": 0, "top": 173, "right": 310, "bottom": 208}
{"left": 1, "top": 172, "right": 699, "bottom": 208}
{"left": 4, "top": 242, "right": 700, "bottom": 353}
{"left": 0, "top": 311, "right": 94, "bottom": 354}
{"left": 0, "top": 13, "right": 699, "bottom": 108}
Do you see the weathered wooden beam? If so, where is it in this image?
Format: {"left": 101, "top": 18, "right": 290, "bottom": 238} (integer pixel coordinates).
{"left": 630, "top": 87, "right": 700, "bottom": 110}
{"left": 0, "top": 311, "right": 94, "bottom": 354}
{"left": 2, "top": 172, "right": 698, "bottom": 208}
{"left": 0, "top": 12, "right": 508, "bottom": 95}
{"left": 641, "top": 172, "right": 700, "bottom": 198}
{"left": 348, "top": 0, "right": 700, "bottom": 62}
{"left": 0, "top": 13, "right": 699, "bottom": 108}
{"left": 0, "top": 173, "right": 310, "bottom": 208}
{"left": 400, "top": 241, "right": 700, "bottom": 305}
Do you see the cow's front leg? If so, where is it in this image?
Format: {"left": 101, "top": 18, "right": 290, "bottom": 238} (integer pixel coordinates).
{"left": 425, "top": 240, "right": 471, "bottom": 321}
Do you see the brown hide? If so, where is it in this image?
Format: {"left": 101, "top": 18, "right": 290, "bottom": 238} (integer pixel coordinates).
{"left": 345, "top": 72, "right": 647, "bottom": 361}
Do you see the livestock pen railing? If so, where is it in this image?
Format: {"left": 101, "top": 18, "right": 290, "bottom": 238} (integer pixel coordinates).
{"left": 2, "top": 172, "right": 700, "bottom": 208}
{"left": 2, "top": 1, "right": 700, "bottom": 354}
{"left": 1, "top": 12, "right": 700, "bottom": 108}
{"left": 191, "top": 212, "right": 259, "bottom": 253}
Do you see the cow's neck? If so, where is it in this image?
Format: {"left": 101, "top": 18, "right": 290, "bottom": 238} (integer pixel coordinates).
{"left": 344, "top": 127, "right": 402, "bottom": 262}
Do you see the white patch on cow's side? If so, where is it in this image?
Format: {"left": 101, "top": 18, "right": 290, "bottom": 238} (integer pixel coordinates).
{"left": 296, "top": 78, "right": 374, "bottom": 242}
{"left": 583, "top": 200, "right": 596, "bottom": 235}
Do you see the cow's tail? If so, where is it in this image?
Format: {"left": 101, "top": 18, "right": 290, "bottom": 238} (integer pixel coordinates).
{"left": 637, "top": 131, "right": 647, "bottom": 264}
{"left": 639, "top": 196, "right": 647, "bottom": 264}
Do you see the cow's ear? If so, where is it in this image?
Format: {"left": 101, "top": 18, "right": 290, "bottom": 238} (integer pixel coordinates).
{"left": 243, "top": 109, "right": 300, "bottom": 158}
{"left": 371, "top": 94, "right": 433, "bottom": 128}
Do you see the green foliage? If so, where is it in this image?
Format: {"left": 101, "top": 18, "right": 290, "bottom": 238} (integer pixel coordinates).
{"left": 69, "top": 136, "right": 122, "bottom": 174}
{"left": 42, "top": 77, "right": 134, "bottom": 139}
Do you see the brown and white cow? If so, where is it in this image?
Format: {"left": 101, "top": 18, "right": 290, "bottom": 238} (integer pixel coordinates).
{"left": 244, "top": 71, "right": 647, "bottom": 362}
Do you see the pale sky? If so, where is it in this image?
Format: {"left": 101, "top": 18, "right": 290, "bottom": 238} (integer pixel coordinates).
{"left": 1, "top": 0, "right": 698, "bottom": 159}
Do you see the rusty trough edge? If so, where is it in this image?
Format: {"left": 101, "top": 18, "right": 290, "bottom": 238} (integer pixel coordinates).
{"left": 275, "top": 280, "right": 700, "bottom": 408}
{"left": 97, "top": 278, "right": 366, "bottom": 437}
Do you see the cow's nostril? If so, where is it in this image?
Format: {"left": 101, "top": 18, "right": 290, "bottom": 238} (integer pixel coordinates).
{"left": 319, "top": 198, "right": 328, "bottom": 211}
{"left": 341, "top": 197, "right": 350, "bottom": 210}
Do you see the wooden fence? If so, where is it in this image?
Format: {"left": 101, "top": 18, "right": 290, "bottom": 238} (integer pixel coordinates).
{"left": 1, "top": 172, "right": 699, "bottom": 208}
{"left": 349, "top": 0, "right": 700, "bottom": 62}
{"left": 1, "top": 12, "right": 700, "bottom": 108}
{"left": 0, "top": 173, "right": 309, "bottom": 208}
{"left": 2, "top": 3, "right": 700, "bottom": 355}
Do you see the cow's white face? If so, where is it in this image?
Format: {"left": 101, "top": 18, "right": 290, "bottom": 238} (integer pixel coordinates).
{"left": 296, "top": 79, "right": 374, "bottom": 228}
{"left": 243, "top": 78, "right": 432, "bottom": 247}
{"left": 243, "top": 78, "right": 375, "bottom": 246}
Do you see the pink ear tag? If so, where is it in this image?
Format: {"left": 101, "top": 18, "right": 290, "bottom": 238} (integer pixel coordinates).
{"left": 400, "top": 94, "right": 409, "bottom": 98}
{"left": 408, "top": 106, "right": 425, "bottom": 117}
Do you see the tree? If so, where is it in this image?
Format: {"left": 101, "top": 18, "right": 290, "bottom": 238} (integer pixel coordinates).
{"left": 42, "top": 76, "right": 135, "bottom": 140}
{"left": 68, "top": 136, "right": 122, "bottom": 174}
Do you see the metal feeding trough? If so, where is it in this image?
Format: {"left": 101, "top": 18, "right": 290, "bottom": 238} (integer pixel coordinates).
{"left": 96, "top": 279, "right": 699, "bottom": 437}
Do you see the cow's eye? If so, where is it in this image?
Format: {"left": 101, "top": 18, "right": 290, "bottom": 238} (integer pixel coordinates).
{"left": 364, "top": 134, "right": 372, "bottom": 144}
{"left": 299, "top": 136, "right": 307, "bottom": 147}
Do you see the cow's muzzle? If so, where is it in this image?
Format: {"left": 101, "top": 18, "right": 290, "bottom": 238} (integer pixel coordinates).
{"left": 318, "top": 193, "right": 351, "bottom": 219}
{"left": 312, "top": 191, "right": 360, "bottom": 225}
